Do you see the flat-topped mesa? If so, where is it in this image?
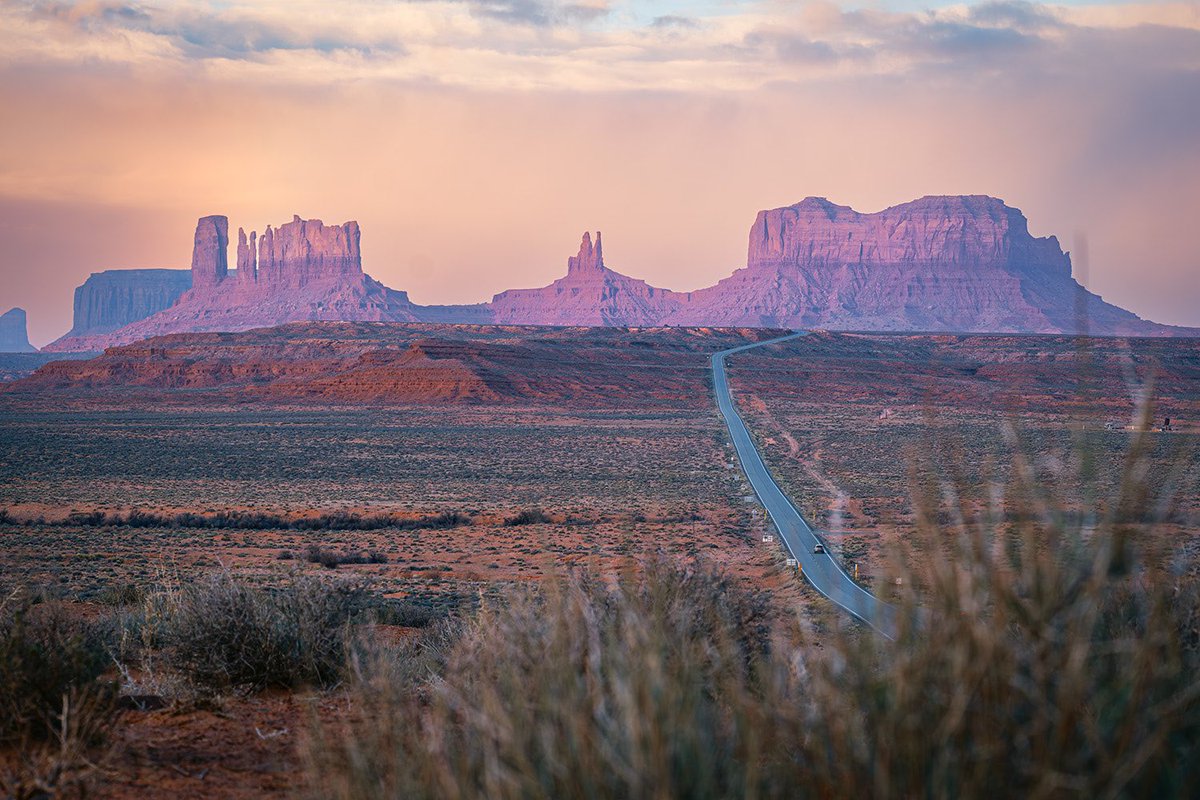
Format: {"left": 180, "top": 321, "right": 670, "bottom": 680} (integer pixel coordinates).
{"left": 567, "top": 231, "right": 604, "bottom": 275}
{"left": 190, "top": 215, "right": 229, "bottom": 290}
{"left": 747, "top": 195, "right": 1071, "bottom": 276}
{"left": 65, "top": 269, "right": 191, "bottom": 338}
{"left": 236, "top": 228, "right": 258, "bottom": 284}
{"left": 257, "top": 215, "right": 362, "bottom": 289}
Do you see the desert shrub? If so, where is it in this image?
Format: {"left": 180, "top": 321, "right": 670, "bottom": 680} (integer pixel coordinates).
{"left": 305, "top": 545, "right": 342, "bottom": 569}
{"left": 305, "top": 421, "right": 1200, "bottom": 799}
{"left": 92, "top": 580, "right": 144, "bottom": 607}
{"left": 56, "top": 508, "right": 472, "bottom": 532}
{"left": 64, "top": 510, "right": 109, "bottom": 526}
{"left": 406, "top": 511, "right": 471, "bottom": 530}
{"left": 304, "top": 560, "right": 777, "bottom": 798}
{"left": 0, "top": 593, "right": 114, "bottom": 741}
{"left": 374, "top": 599, "right": 440, "bottom": 629}
{"left": 0, "top": 689, "right": 118, "bottom": 799}
{"left": 504, "top": 508, "right": 552, "bottom": 526}
{"left": 163, "top": 571, "right": 370, "bottom": 690}
{"left": 303, "top": 546, "right": 391, "bottom": 568}
{"left": 0, "top": 507, "right": 11, "bottom": 525}
{"left": 293, "top": 512, "right": 386, "bottom": 531}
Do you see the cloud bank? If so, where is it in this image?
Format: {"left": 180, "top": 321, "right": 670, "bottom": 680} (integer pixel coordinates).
{"left": 1, "top": 0, "right": 1197, "bottom": 344}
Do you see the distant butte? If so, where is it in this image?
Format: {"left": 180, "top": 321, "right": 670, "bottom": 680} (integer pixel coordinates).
{"left": 45, "top": 215, "right": 420, "bottom": 352}
{"left": 0, "top": 308, "right": 37, "bottom": 353}
{"left": 43, "top": 196, "right": 1197, "bottom": 351}
{"left": 489, "top": 231, "right": 682, "bottom": 326}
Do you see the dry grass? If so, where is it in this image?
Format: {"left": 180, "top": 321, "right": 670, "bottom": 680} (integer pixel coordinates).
{"left": 0, "top": 592, "right": 114, "bottom": 742}
{"left": 303, "top": 415, "right": 1200, "bottom": 799}
{"left": 154, "top": 570, "right": 374, "bottom": 692}
{"left": 0, "top": 691, "right": 117, "bottom": 800}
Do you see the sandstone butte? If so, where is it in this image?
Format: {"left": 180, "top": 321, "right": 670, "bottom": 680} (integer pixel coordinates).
{"left": 42, "top": 196, "right": 1196, "bottom": 352}
{"left": 0, "top": 307, "right": 37, "bottom": 353}
{"left": 66, "top": 268, "right": 191, "bottom": 339}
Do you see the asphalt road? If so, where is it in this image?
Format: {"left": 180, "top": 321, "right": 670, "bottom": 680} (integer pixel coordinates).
{"left": 712, "top": 332, "right": 898, "bottom": 639}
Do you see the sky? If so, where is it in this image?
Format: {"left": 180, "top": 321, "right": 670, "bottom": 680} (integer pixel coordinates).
{"left": 1, "top": 0, "right": 1198, "bottom": 346}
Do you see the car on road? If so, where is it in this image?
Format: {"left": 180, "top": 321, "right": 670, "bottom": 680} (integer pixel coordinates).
{"left": 813, "top": 542, "right": 826, "bottom": 554}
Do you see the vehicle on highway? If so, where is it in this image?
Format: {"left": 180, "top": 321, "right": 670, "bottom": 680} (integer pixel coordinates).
{"left": 813, "top": 542, "right": 826, "bottom": 554}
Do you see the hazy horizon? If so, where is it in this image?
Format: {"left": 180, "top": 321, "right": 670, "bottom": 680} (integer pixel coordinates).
{"left": 2, "top": 0, "right": 1198, "bottom": 346}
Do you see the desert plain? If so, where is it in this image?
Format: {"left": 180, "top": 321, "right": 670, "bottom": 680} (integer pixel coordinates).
{"left": 2, "top": 323, "right": 1198, "bottom": 797}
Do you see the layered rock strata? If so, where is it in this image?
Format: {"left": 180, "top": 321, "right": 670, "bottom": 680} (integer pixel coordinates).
{"left": 42, "top": 196, "right": 1194, "bottom": 350}
{"left": 48, "top": 215, "right": 418, "bottom": 351}
{"left": 663, "top": 196, "right": 1179, "bottom": 335}
{"left": 63, "top": 269, "right": 191, "bottom": 339}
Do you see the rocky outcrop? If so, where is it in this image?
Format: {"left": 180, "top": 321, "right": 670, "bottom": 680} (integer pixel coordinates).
{"left": 48, "top": 215, "right": 420, "bottom": 351}
{"left": 476, "top": 200, "right": 1189, "bottom": 335}
{"left": 237, "top": 228, "right": 257, "bottom": 285}
{"left": 8, "top": 323, "right": 781, "bottom": 408}
{"left": 52, "top": 269, "right": 192, "bottom": 345}
{"left": 489, "top": 232, "right": 682, "bottom": 326}
{"left": 190, "top": 215, "right": 229, "bottom": 290}
{"left": 664, "top": 196, "right": 1187, "bottom": 335}
{"left": 0, "top": 308, "right": 36, "bottom": 352}
{"left": 743, "top": 196, "right": 1070, "bottom": 274}
{"left": 41, "top": 197, "right": 1194, "bottom": 349}
{"left": 568, "top": 231, "right": 604, "bottom": 274}
{"left": 257, "top": 216, "right": 362, "bottom": 287}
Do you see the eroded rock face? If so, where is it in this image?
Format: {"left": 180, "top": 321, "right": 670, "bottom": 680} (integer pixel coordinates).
{"left": 8, "top": 323, "right": 783, "bottom": 407}
{"left": 744, "top": 196, "right": 1070, "bottom": 274}
{"left": 567, "top": 231, "right": 604, "bottom": 274}
{"left": 59, "top": 270, "right": 192, "bottom": 341}
{"left": 41, "top": 197, "right": 1194, "bottom": 351}
{"left": 664, "top": 195, "right": 1175, "bottom": 335}
{"left": 236, "top": 228, "right": 257, "bottom": 285}
{"left": 48, "top": 215, "right": 417, "bottom": 351}
{"left": 257, "top": 216, "right": 362, "bottom": 289}
{"left": 489, "top": 231, "right": 681, "bottom": 326}
{"left": 0, "top": 308, "right": 36, "bottom": 352}
{"left": 190, "top": 215, "right": 229, "bottom": 291}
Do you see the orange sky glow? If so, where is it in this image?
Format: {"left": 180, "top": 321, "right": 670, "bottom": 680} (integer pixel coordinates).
{"left": 1, "top": 0, "right": 1198, "bottom": 345}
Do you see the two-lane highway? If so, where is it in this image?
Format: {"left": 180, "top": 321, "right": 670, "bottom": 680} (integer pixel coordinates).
{"left": 712, "top": 333, "right": 897, "bottom": 639}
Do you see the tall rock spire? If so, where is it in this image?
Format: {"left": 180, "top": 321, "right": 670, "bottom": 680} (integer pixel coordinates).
{"left": 236, "top": 228, "right": 258, "bottom": 284}
{"left": 567, "top": 231, "right": 604, "bottom": 274}
{"left": 190, "top": 215, "right": 229, "bottom": 291}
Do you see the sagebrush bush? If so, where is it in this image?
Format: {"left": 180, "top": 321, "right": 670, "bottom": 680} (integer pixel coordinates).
{"left": 305, "top": 560, "right": 779, "bottom": 799}
{"left": 0, "top": 593, "right": 114, "bottom": 741}
{"left": 304, "top": 545, "right": 389, "bottom": 568}
{"left": 163, "top": 571, "right": 370, "bottom": 690}
{"left": 504, "top": 508, "right": 552, "bottom": 526}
